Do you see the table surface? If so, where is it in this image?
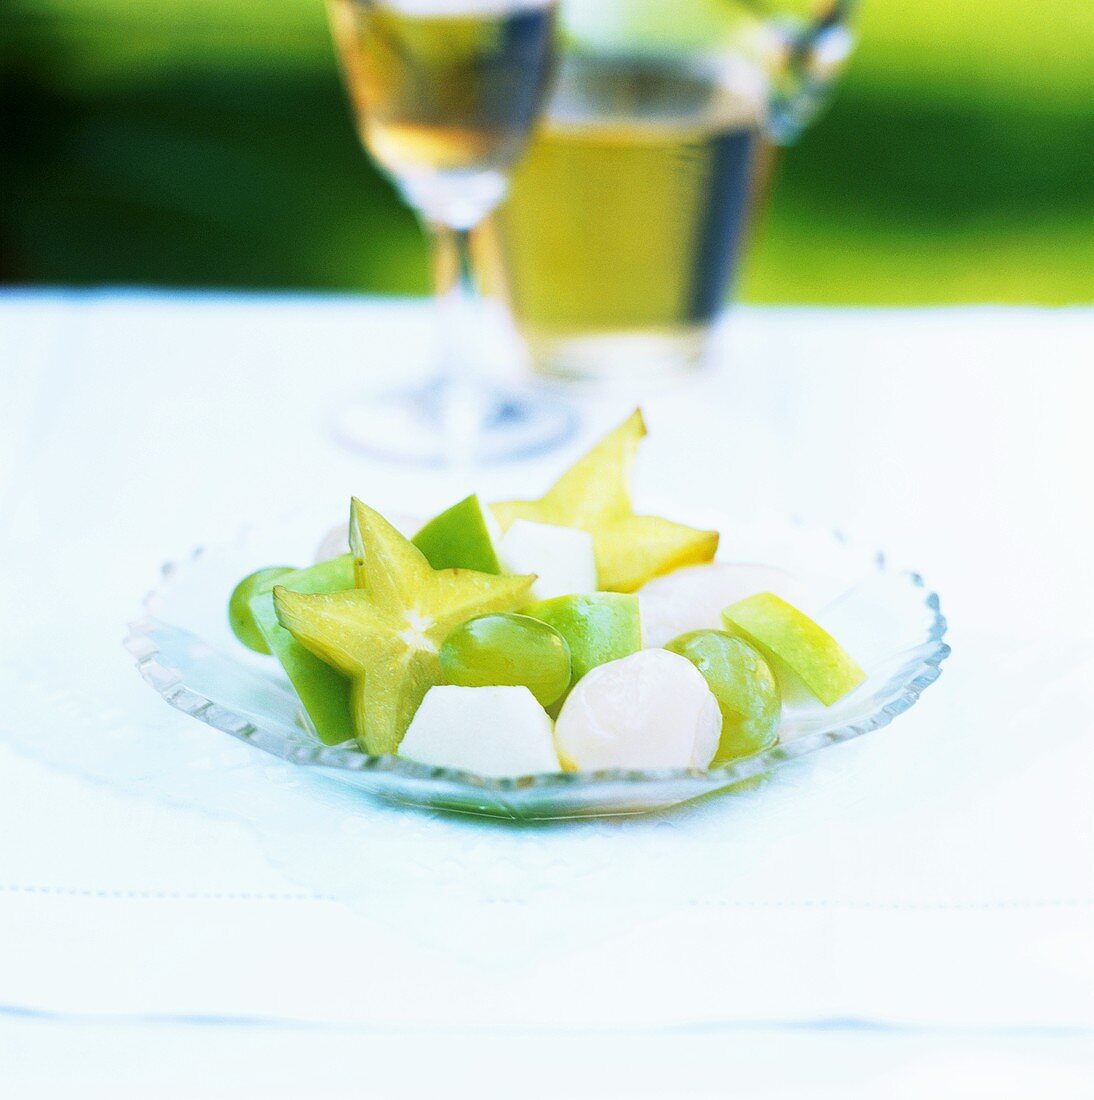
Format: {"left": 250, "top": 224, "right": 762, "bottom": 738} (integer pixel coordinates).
{"left": 1, "top": 292, "right": 1092, "bottom": 1097}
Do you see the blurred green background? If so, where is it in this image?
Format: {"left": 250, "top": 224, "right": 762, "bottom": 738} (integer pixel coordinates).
{"left": 3, "top": 0, "right": 1092, "bottom": 303}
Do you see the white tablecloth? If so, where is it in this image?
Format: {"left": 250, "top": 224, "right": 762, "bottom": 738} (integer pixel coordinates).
{"left": 1, "top": 293, "right": 1092, "bottom": 1094}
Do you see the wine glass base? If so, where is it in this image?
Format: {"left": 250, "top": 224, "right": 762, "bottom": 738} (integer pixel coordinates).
{"left": 330, "top": 385, "right": 577, "bottom": 466}
{"left": 528, "top": 326, "right": 710, "bottom": 383}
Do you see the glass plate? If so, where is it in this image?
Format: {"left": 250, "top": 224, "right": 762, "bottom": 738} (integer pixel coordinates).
{"left": 125, "top": 506, "right": 949, "bottom": 820}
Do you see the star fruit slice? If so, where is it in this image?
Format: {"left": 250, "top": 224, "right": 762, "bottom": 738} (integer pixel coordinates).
{"left": 275, "top": 499, "right": 536, "bottom": 755}
{"left": 722, "top": 592, "right": 867, "bottom": 707}
{"left": 492, "top": 409, "right": 718, "bottom": 593}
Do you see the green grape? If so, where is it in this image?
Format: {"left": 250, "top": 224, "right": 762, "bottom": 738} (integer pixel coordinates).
{"left": 440, "top": 613, "right": 572, "bottom": 708}
{"left": 228, "top": 566, "right": 295, "bottom": 654}
{"left": 665, "top": 630, "right": 781, "bottom": 763}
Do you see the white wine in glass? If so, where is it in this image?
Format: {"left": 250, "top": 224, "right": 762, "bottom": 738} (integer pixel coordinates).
{"left": 326, "top": 0, "right": 571, "bottom": 463}
{"left": 489, "top": 53, "right": 767, "bottom": 379}
{"left": 483, "top": 0, "right": 857, "bottom": 381}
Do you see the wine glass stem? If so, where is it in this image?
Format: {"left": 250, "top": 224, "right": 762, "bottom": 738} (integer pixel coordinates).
{"left": 428, "top": 220, "right": 489, "bottom": 470}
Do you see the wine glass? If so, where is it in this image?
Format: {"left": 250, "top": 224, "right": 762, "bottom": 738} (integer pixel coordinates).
{"left": 485, "top": 0, "right": 859, "bottom": 381}
{"left": 326, "top": 0, "right": 572, "bottom": 465}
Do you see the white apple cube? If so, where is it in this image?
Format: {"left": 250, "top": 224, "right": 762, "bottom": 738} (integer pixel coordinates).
{"left": 554, "top": 649, "right": 721, "bottom": 771}
{"left": 399, "top": 686, "right": 561, "bottom": 778}
{"left": 498, "top": 519, "right": 598, "bottom": 601}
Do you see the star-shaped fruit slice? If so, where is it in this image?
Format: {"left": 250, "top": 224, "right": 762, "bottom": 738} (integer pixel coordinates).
{"left": 492, "top": 410, "right": 718, "bottom": 593}
{"left": 274, "top": 498, "right": 536, "bottom": 755}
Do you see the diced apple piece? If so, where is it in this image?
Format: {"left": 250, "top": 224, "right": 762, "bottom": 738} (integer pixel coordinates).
{"left": 399, "top": 686, "right": 561, "bottom": 777}
{"left": 250, "top": 555, "right": 356, "bottom": 744}
{"left": 524, "top": 592, "right": 643, "bottom": 692}
{"left": 722, "top": 592, "right": 866, "bottom": 706}
{"left": 640, "top": 562, "right": 812, "bottom": 647}
{"left": 554, "top": 649, "right": 721, "bottom": 771}
{"left": 229, "top": 566, "right": 296, "bottom": 654}
{"left": 498, "top": 519, "right": 597, "bottom": 601}
{"left": 412, "top": 494, "right": 503, "bottom": 574}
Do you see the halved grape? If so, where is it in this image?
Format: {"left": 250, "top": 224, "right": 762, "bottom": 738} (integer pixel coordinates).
{"left": 664, "top": 630, "right": 781, "bottom": 763}
{"left": 440, "top": 613, "right": 571, "bottom": 708}
{"left": 229, "top": 566, "right": 295, "bottom": 653}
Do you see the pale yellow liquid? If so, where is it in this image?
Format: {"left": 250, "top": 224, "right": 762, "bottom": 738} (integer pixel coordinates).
{"left": 486, "top": 55, "right": 769, "bottom": 376}
{"left": 328, "top": 0, "right": 557, "bottom": 179}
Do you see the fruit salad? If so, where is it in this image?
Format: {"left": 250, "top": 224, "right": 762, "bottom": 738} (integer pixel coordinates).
{"left": 228, "top": 411, "right": 866, "bottom": 777}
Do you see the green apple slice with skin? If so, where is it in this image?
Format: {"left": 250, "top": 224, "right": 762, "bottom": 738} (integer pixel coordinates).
{"left": 414, "top": 496, "right": 598, "bottom": 602}
{"left": 229, "top": 566, "right": 296, "bottom": 654}
{"left": 249, "top": 555, "right": 356, "bottom": 744}
{"left": 722, "top": 592, "right": 866, "bottom": 707}
{"left": 639, "top": 562, "right": 813, "bottom": 648}
{"left": 275, "top": 498, "right": 536, "bottom": 755}
{"left": 412, "top": 493, "right": 503, "bottom": 574}
{"left": 524, "top": 592, "right": 643, "bottom": 708}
